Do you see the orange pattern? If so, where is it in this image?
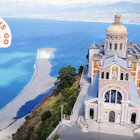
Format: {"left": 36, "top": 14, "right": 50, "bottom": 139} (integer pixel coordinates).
{"left": 137, "top": 80, "right": 140, "bottom": 87}
{"left": 94, "top": 60, "right": 99, "bottom": 69}
{"left": 106, "top": 34, "right": 127, "bottom": 40}
{"left": 131, "top": 62, "right": 137, "bottom": 71}
{"left": 137, "top": 72, "right": 140, "bottom": 79}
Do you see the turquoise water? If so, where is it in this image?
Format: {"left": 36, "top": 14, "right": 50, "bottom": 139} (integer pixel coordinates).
{"left": 0, "top": 18, "right": 140, "bottom": 111}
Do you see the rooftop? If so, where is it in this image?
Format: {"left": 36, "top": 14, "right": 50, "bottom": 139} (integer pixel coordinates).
{"left": 129, "top": 75, "right": 140, "bottom": 106}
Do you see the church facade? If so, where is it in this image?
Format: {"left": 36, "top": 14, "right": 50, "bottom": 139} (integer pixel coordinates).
{"left": 84, "top": 13, "right": 140, "bottom": 126}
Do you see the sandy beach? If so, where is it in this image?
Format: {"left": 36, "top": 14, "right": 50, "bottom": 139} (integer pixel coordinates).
{"left": 0, "top": 48, "right": 56, "bottom": 140}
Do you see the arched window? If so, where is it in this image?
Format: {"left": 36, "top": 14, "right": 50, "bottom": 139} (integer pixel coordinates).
{"left": 110, "top": 43, "right": 112, "bottom": 50}
{"left": 115, "top": 44, "right": 117, "bottom": 50}
{"left": 120, "top": 73, "right": 123, "bottom": 80}
{"left": 105, "top": 91, "right": 110, "bottom": 103}
{"left": 111, "top": 90, "right": 116, "bottom": 103}
{"left": 125, "top": 73, "right": 129, "bottom": 81}
{"left": 101, "top": 72, "right": 104, "bottom": 79}
{"left": 120, "top": 44, "right": 122, "bottom": 50}
{"left": 106, "top": 72, "right": 109, "bottom": 79}
{"left": 104, "top": 90, "right": 122, "bottom": 104}
{"left": 117, "top": 92, "right": 122, "bottom": 104}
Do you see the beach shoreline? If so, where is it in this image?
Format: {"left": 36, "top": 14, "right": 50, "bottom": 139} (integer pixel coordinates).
{"left": 0, "top": 48, "right": 56, "bottom": 140}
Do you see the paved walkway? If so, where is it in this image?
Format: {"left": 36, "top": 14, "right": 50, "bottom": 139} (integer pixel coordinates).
{"left": 87, "top": 119, "right": 137, "bottom": 137}
{"left": 71, "top": 67, "right": 91, "bottom": 122}
{"left": 58, "top": 123, "right": 140, "bottom": 140}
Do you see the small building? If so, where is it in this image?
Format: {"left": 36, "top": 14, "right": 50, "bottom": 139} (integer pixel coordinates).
{"left": 84, "top": 13, "right": 140, "bottom": 126}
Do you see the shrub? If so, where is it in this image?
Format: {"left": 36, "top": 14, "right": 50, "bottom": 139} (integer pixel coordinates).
{"left": 78, "top": 65, "right": 84, "bottom": 74}
{"left": 28, "top": 126, "right": 34, "bottom": 132}
{"left": 54, "top": 133, "right": 60, "bottom": 140}
{"left": 25, "top": 115, "right": 30, "bottom": 120}
{"left": 41, "top": 111, "right": 51, "bottom": 121}
{"left": 63, "top": 104, "right": 71, "bottom": 115}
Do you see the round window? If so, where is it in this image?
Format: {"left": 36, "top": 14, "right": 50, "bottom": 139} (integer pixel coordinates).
{"left": 115, "top": 36, "right": 118, "bottom": 39}
{"left": 110, "top": 36, "right": 113, "bottom": 39}
{"left": 121, "top": 36, "right": 123, "bottom": 39}
{"left": 106, "top": 35, "right": 108, "bottom": 39}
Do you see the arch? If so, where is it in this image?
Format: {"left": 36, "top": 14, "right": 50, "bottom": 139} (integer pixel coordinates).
{"left": 109, "top": 111, "right": 115, "bottom": 122}
{"left": 106, "top": 72, "right": 109, "bottom": 79}
{"left": 101, "top": 72, "right": 104, "bottom": 79}
{"left": 120, "top": 73, "right": 123, "bottom": 80}
{"left": 89, "top": 108, "right": 94, "bottom": 119}
{"left": 104, "top": 90, "right": 122, "bottom": 104}
{"left": 99, "top": 84, "right": 128, "bottom": 101}
{"left": 125, "top": 73, "right": 129, "bottom": 81}
{"left": 131, "top": 112, "right": 136, "bottom": 125}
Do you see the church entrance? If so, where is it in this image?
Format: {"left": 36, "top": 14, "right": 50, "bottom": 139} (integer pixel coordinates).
{"left": 89, "top": 108, "right": 94, "bottom": 119}
{"left": 131, "top": 113, "right": 136, "bottom": 124}
{"left": 109, "top": 111, "right": 115, "bottom": 122}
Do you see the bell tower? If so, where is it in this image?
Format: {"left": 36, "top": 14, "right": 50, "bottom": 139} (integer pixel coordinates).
{"left": 104, "top": 13, "right": 128, "bottom": 58}
{"left": 115, "top": 13, "right": 121, "bottom": 24}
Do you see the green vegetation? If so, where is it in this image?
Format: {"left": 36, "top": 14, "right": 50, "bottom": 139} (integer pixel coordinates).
{"left": 54, "top": 133, "right": 60, "bottom": 140}
{"left": 55, "top": 65, "right": 77, "bottom": 89}
{"left": 41, "top": 111, "right": 51, "bottom": 121}
{"left": 12, "top": 65, "right": 82, "bottom": 140}
{"left": 78, "top": 65, "right": 84, "bottom": 74}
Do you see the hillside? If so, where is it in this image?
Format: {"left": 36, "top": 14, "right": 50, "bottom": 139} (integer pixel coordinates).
{"left": 12, "top": 75, "right": 81, "bottom": 140}
{"left": 1, "top": 2, "right": 140, "bottom": 24}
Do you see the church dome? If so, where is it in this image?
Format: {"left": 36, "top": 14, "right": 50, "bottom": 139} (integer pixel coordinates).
{"left": 107, "top": 24, "right": 128, "bottom": 33}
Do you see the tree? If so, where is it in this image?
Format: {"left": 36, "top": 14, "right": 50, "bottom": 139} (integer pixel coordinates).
{"left": 78, "top": 65, "right": 84, "bottom": 74}
{"left": 55, "top": 65, "right": 77, "bottom": 89}
{"left": 41, "top": 111, "right": 51, "bottom": 121}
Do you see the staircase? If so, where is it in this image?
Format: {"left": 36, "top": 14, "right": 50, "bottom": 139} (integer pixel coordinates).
{"left": 77, "top": 116, "right": 88, "bottom": 132}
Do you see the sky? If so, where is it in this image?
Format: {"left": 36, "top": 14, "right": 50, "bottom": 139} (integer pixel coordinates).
{"left": 1, "top": 0, "right": 140, "bottom": 5}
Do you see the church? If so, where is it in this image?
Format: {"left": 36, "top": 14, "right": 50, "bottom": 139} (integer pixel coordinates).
{"left": 84, "top": 13, "right": 140, "bottom": 126}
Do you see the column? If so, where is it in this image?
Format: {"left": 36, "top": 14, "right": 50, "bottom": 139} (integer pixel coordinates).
{"left": 112, "top": 42, "right": 114, "bottom": 51}
{"left": 98, "top": 102, "right": 100, "bottom": 122}
{"left": 109, "top": 90, "right": 111, "bottom": 105}
{"left": 123, "top": 42, "right": 124, "bottom": 51}
{"left": 121, "top": 104, "right": 124, "bottom": 125}
{"left": 124, "top": 104, "right": 128, "bottom": 125}
{"left": 85, "top": 104, "right": 88, "bottom": 119}
{"left": 95, "top": 105, "right": 98, "bottom": 120}
{"left": 101, "top": 102, "right": 104, "bottom": 122}
{"left": 127, "top": 108, "right": 130, "bottom": 125}
{"left": 91, "top": 60, "right": 93, "bottom": 84}
{"left": 118, "top": 42, "right": 120, "bottom": 51}
{"left": 137, "top": 110, "right": 140, "bottom": 125}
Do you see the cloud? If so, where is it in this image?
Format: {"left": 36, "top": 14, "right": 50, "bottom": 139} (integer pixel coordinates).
{"left": 0, "top": 0, "right": 140, "bottom": 5}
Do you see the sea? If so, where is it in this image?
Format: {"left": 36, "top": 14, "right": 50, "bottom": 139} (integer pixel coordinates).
{"left": 0, "top": 18, "right": 140, "bottom": 118}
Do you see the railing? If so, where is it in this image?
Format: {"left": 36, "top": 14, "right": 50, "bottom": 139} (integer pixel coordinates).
{"left": 72, "top": 66, "right": 86, "bottom": 115}
{"left": 46, "top": 121, "right": 61, "bottom": 140}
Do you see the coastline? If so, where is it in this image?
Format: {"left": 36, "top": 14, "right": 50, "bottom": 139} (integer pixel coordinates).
{"left": 2, "top": 16, "right": 140, "bottom": 25}
{"left": 0, "top": 48, "right": 56, "bottom": 139}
